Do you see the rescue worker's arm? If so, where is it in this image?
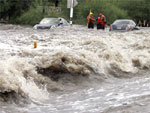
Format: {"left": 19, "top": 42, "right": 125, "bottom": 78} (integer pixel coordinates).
{"left": 91, "top": 17, "right": 96, "bottom": 21}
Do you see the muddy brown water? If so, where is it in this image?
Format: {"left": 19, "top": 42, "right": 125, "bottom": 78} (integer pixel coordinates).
{"left": 0, "top": 24, "right": 150, "bottom": 113}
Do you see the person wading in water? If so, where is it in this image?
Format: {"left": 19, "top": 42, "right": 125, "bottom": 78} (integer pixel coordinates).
{"left": 87, "top": 12, "right": 95, "bottom": 29}
{"left": 96, "top": 13, "right": 106, "bottom": 30}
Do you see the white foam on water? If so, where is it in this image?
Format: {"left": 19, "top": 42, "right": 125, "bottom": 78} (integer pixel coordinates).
{"left": 0, "top": 25, "right": 150, "bottom": 113}
{"left": 0, "top": 57, "right": 49, "bottom": 102}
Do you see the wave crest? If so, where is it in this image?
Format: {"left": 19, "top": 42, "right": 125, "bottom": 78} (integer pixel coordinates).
{"left": 36, "top": 52, "right": 98, "bottom": 80}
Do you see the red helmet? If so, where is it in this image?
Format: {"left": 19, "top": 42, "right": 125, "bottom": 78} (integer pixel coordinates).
{"left": 99, "top": 13, "right": 103, "bottom": 17}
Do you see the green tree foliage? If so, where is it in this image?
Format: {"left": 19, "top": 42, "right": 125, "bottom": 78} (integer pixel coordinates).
{"left": 62, "top": 0, "right": 150, "bottom": 24}
{"left": 0, "top": 0, "right": 150, "bottom": 25}
{"left": 0, "top": 0, "right": 31, "bottom": 20}
{"left": 75, "top": 0, "right": 128, "bottom": 24}
{"left": 16, "top": 7, "right": 44, "bottom": 25}
{"left": 118, "top": 0, "right": 150, "bottom": 23}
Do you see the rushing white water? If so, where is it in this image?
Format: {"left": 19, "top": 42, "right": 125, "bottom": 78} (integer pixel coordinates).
{"left": 0, "top": 24, "right": 150, "bottom": 113}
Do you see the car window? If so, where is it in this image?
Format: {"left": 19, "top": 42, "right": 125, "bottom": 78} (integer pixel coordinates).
{"left": 130, "top": 21, "right": 136, "bottom": 26}
{"left": 114, "top": 20, "right": 130, "bottom": 25}
{"left": 40, "top": 18, "right": 59, "bottom": 25}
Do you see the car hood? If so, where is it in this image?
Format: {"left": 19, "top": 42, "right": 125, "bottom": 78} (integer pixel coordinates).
{"left": 33, "top": 24, "right": 58, "bottom": 29}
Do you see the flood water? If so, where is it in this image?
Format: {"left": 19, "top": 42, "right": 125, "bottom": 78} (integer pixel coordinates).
{"left": 0, "top": 24, "right": 150, "bottom": 113}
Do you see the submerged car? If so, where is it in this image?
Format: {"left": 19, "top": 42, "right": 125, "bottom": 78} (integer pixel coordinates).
{"left": 33, "top": 17, "right": 69, "bottom": 29}
{"left": 109, "top": 19, "right": 139, "bottom": 31}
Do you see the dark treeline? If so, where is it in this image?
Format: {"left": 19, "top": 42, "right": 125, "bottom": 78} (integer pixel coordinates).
{"left": 0, "top": 0, "right": 31, "bottom": 20}
{"left": 0, "top": 0, "right": 150, "bottom": 26}
{"left": 0, "top": 0, "right": 60, "bottom": 24}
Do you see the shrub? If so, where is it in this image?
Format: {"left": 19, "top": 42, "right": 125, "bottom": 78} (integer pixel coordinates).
{"left": 16, "top": 7, "right": 44, "bottom": 25}
{"left": 73, "top": 0, "right": 128, "bottom": 25}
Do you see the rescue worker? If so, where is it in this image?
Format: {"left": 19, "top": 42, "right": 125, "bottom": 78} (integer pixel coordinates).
{"left": 96, "top": 13, "right": 106, "bottom": 30}
{"left": 87, "top": 12, "right": 95, "bottom": 29}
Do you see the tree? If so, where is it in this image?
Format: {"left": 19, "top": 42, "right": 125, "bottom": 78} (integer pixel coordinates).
{"left": 0, "top": 0, "right": 31, "bottom": 20}
{"left": 118, "top": 0, "right": 150, "bottom": 23}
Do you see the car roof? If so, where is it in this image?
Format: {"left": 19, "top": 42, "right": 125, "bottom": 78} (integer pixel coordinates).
{"left": 113, "top": 19, "right": 135, "bottom": 24}
{"left": 42, "top": 17, "right": 58, "bottom": 19}
{"left": 40, "top": 17, "right": 69, "bottom": 26}
{"left": 42, "top": 17, "right": 65, "bottom": 19}
{"left": 116, "top": 19, "right": 132, "bottom": 21}
{"left": 115, "top": 19, "right": 134, "bottom": 21}
{"left": 114, "top": 19, "right": 135, "bottom": 22}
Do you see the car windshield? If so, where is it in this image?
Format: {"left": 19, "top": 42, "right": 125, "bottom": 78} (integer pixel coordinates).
{"left": 114, "top": 20, "right": 130, "bottom": 25}
{"left": 40, "top": 18, "right": 59, "bottom": 25}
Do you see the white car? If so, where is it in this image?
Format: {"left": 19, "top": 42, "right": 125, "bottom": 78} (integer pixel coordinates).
{"left": 109, "top": 19, "right": 139, "bottom": 31}
{"left": 33, "top": 17, "right": 69, "bottom": 29}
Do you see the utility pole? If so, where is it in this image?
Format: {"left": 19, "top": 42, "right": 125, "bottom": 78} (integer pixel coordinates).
{"left": 70, "top": 0, "right": 73, "bottom": 25}
{"left": 67, "top": 0, "right": 78, "bottom": 25}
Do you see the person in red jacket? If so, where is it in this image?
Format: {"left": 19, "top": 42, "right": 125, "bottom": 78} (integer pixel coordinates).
{"left": 96, "top": 13, "right": 106, "bottom": 30}
{"left": 87, "top": 12, "right": 95, "bottom": 29}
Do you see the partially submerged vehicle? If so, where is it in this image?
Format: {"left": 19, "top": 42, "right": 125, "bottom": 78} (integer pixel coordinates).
{"left": 0, "top": 21, "right": 7, "bottom": 24}
{"left": 109, "top": 19, "right": 139, "bottom": 31}
{"left": 33, "top": 17, "right": 69, "bottom": 29}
